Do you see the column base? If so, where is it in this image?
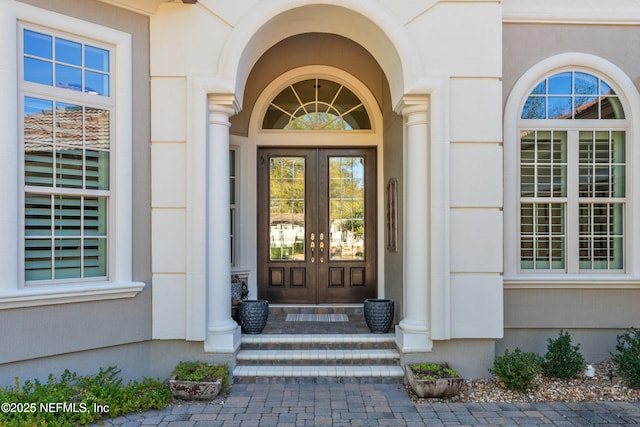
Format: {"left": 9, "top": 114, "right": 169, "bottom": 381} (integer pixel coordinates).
{"left": 395, "top": 324, "right": 433, "bottom": 353}
{"left": 204, "top": 320, "right": 241, "bottom": 354}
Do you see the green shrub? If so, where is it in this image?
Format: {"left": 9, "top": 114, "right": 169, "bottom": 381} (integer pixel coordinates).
{"left": 0, "top": 366, "right": 171, "bottom": 427}
{"left": 489, "top": 348, "right": 541, "bottom": 392}
{"left": 611, "top": 327, "right": 640, "bottom": 388}
{"left": 541, "top": 330, "right": 584, "bottom": 379}
{"left": 409, "top": 363, "right": 459, "bottom": 380}
{"left": 172, "top": 361, "right": 230, "bottom": 392}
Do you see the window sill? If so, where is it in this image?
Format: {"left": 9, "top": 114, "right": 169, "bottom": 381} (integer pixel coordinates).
{"left": 0, "top": 281, "right": 146, "bottom": 309}
{"left": 504, "top": 275, "right": 640, "bottom": 289}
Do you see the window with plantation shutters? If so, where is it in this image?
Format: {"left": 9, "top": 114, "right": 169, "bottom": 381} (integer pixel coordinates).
{"left": 518, "top": 71, "right": 628, "bottom": 273}
{"left": 21, "top": 27, "right": 112, "bottom": 283}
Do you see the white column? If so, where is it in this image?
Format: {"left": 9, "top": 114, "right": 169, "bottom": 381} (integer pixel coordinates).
{"left": 396, "top": 97, "right": 433, "bottom": 352}
{"left": 0, "top": 2, "right": 18, "bottom": 291}
{"left": 204, "top": 96, "right": 241, "bottom": 354}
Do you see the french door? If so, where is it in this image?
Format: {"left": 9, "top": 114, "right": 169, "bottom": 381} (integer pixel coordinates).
{"left": 257, "top": 147, "right": 377, "bottom": 304}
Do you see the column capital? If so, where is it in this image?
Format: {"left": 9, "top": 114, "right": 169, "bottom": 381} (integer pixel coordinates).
{"left": 208, "top": 94, "right": 241, "bottom": 122}
{"left": 395, "top": 94, "right": 429, "bottom": 117}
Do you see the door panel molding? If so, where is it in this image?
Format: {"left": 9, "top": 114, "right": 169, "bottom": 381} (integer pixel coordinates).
{"left": 257, "top": 147, "right": 376, "bottom": 304}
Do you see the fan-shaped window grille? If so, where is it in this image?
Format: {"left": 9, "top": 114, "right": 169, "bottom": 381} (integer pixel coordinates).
{"left": 262, "top": 78, "right": 371, "bottom": 130}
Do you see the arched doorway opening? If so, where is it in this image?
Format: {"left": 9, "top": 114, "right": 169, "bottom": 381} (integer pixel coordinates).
{"left": 231, "top": 57, "right": 387, "bottom": 304}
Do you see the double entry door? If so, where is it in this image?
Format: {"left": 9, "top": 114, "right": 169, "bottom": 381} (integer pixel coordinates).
{"left": 257, "top": 147, "right": 377, "bottom": 304}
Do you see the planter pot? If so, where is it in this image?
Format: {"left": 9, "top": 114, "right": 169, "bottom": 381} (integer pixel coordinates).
{"left": 238, "top": 299, "right": 269, "bottom": 334}
{"left": 363, "top": 298, "right": 394, "bottom": 333}
{"left": 169, "top": 377, "right": 222, "bottom": 401}
{"left": 404, "top": 365, "right": 464, "bottom": 398}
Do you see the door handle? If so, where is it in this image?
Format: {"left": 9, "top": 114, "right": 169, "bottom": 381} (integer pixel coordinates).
{"left": 310, "top": 233, "right": 315, "bottom": 263}
{"left": 319, "top": 241, "right": 324, "bottom": 263}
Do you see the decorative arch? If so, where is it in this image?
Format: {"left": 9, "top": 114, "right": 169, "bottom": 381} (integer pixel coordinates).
{"left": 217, "top": 0, "right": 422, "bottom": 109}
{"left": 504, "top": 53, "right": 640, "bottom": 282}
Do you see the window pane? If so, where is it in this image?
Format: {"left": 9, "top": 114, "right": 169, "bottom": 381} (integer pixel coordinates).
{"left": 54, "top": 238, "right": 82, "bottom": 279}
{"left": 85, "top": 107, "right": 110, "bottom": 150}
{"left": 55, "top": 102, "right": 83, "bottom": 146}
{"left": 270, "top": 157, "right": 305, "bottom": 261}
{"left": 84, "top": 238, "right": 107, "bottom": 277}
{"left": 574, "top": 72, "right": 598, "bottom": 95}
{"left": 24, "top": 30, "right": 52, "bottom": 58}
{"left": 24, "top": 97, "right": 54, "bottom": 187}
{"left": 548, "top": 72, "right": 572, "bottom": 94}
{"left": 56, "top": 64, "right": 82, "bottom": 91}
{"left": 55, "top": 38, "right": 81, "bottom": 66}
{"left": 85, "top": 45, "right": 110, "bottom": 72}
{"left": 25, "top": 239, "right": 52, "bottom": 281}
{"left": 54, "top": 196, "right": 81, "bottom": 236}
{"left": 329, "top": 157, "right": 365, "bottom": 261}
{"left": 521, "top": 96, "right": 546, "bottom": 119}
{"left": 24, "top": 57, "right": 53, "bottom": 86}
{"left": 601, "top": 96, "right": 625, "bottom": 119}
{"left": 25, "top": 193, "right": 52, "bottom": 237}
{"left": 84, "top": 197, "right": 107, "bottom": 236}
{"left": 548, "top": 96, "right": 572, "bottom": 119}
{"left": 85, "top": 70, "right": 109, "bottom": 96}
{"left": 574, "top": 95, "right": 598, "bottom": 119}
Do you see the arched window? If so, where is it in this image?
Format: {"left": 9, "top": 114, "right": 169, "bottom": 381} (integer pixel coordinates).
{"left": 517, "top": 70, "right": 628, "bottom": 273}
{"left": 262, "top": 78, "right": 371, "bottom": 130}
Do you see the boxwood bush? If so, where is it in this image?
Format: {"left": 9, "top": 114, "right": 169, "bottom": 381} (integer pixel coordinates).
{"left": 541, "top": 330, "right": 584, "bottom": 379}
{"left": 490, "top": 348, "right": 541, "bottom": 392}
{"left": 611, "top": 327, "right": 640, "bottom": 388}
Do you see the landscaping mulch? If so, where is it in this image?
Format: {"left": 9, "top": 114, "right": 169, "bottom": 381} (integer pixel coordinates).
{"left": 409, "top": 360, "right": 640, "bottom": 403}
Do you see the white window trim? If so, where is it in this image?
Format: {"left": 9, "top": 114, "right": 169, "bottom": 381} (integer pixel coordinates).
{"left": 0, "top": 1, "right": 144, "bottom": 308}
{"left": 504, "top": 53, "right": 640, "bottom": 289}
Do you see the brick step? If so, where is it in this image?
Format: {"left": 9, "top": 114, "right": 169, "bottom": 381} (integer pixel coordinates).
{"left": 268, "top": 304, "right": 364, "bottom": 315}
{"left": 233, "top": 333, "right": 402, "bottom": 384}
{"left": 236, "top": 348, "right": 400, "bottom": 365}
{"left": 239, "top": 333, "right": 397, "bottom": 350}
{"left": 232, "top": 365, "right": 404, "bottom": 384}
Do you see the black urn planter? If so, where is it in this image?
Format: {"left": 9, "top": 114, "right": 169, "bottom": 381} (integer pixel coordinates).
{"left": 237, "top": 300, "right": 269, "bottom": 334}
{"left": 363, "top": 298, "right": 394, "bottom": 333}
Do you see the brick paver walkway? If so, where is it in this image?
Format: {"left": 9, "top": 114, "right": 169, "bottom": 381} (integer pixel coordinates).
{"left": 93, "top": 382, "right": 640, "bottom": 426}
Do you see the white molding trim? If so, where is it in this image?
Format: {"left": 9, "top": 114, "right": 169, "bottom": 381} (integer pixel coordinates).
{"left": 0, "top": 281, "right": 145, "bottom": 309}
{"left": 504, "top": 276, "right": 640, "bottom": 289}
{"left": 504, "top": 53, "right": 640, "bottom": 281}
{"left": 502, "top": 0, "right": 640, "bottom": 26}
{"left": 217, "top": 0, "right": 421, "bottom": 109}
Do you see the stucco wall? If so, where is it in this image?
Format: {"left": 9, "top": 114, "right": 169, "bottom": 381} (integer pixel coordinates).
{"left": 501, "top": 22, "right": 640, "bottom": 360}
{"left": 0, "top": 0, "right": 152, "bottom": 385}
{"left": 503, "top": 23, "right": 640, "bottom": 105}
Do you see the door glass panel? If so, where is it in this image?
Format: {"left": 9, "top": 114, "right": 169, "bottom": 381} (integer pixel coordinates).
{"left": 269, "top": 157, "right": 305, "bottom": 261}
{"left": 329, "top": 157, "right": 365, "bottom": 260}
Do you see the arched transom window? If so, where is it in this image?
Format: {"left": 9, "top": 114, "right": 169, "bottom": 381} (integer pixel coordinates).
{"left": 522, "top": 71, "right": 625, "bottom": 120}
{"left": 518, "top": 70, "right": 628, "bottom": 273}
{"left": 262, "top": 78, "right": 371, "bottom": 130}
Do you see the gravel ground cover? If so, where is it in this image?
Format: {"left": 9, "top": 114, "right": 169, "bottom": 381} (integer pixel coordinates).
{"left": 409, "top": 361, "right": 640, "bottom": 403}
